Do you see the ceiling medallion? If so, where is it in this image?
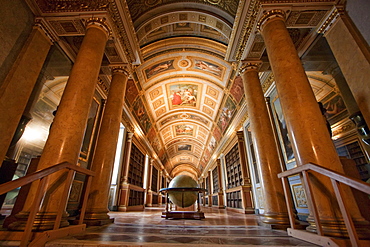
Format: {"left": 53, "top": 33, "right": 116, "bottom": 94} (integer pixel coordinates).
{"left": 178, "top": 59, "right": 190, "bottom": 68}
{"left": 180, "top": 113, "right": 189, "bottom": 118}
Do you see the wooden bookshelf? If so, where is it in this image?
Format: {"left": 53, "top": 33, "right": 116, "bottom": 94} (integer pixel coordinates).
{"left": 151, "top": 166, "right": 158, "bottom": 192}
{"left": 128, "top": 144, "right": 145, "bottom": 187}
{"left": 336, "top": 140, "right": 370, "bottom": 180}
{"left": 212, "top": 167, "right": 219, "bottom": 193}
{"left": 225, "top": 144, "right": 242, "bottom": 189}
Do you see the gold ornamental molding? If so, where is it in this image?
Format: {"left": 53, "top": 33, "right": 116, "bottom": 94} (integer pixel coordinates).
{"left": 126, "top": 0, "right": 239, "bottom": 23}
{"left": 317, "top": 6, "right": 343, "bottom": 34}
{"left": 240, "top": 60, "right": 263, "bottom": 73}
{"left": 97, "top": 77, "right": 109, "bottom": 96}
{"left": 32, "top": 0, "right": 109, "bottom": 13}
{"left": 86, "top": 17, "right": 112, "bottom": 36}
{"left": 109, "top": 0, "right": 143, "bottom": 65}
{"left": 256, "top": 9, "right": 286, "bottom": 31}
{"left": 110, "top": 64, "right": 130, "bottom": 76}
{"left": 261, "top": 73, "right": 274, "bottom": 93}
{"left": 34, "top": 17, "right": 60, "bottom": 43}
{"left": 233, "top": 0, "right": 261, "bottom": 61}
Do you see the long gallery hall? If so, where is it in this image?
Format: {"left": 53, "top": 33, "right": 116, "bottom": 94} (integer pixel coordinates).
{"left": 0, "top": 0, "right": 370, "bottom": 246}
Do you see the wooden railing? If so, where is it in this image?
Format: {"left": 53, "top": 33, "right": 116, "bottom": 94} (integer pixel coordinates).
{"left": 0, "top": 162, "right": 95, "bottom": 247}
{"left": 278, "top": 162, "right": 370, "bottom": 247}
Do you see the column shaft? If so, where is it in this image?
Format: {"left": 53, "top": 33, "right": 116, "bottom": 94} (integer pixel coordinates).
{"left": 0, "top": 26, "right": 52, "bottom": 163}
{"left": 8, "top": 20, "right": 109, "bottom": 230}
{"left": 84, "top": 67, "right": 129, "bottom": 225}
{"left": 241, "top": 62, "right": 288, "bottom": 226}
{"left": 260, "top": 11, "right": 368, "bottom": 236}
{"left": 146, "top": 159, "right": 153, "bottom": 207}
{"left": 216, "top": 159, "right": 225, "bottom": 209}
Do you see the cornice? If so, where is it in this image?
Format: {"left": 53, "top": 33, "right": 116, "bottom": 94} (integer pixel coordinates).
{"left": 27, "top": 0, "right": 142, "bottom": 68}
{"left": 34, "top": 17, "right": 60, "bottom": 43}
{"left": 33, "top": 0, "right": 110, "bottom": 13}
{"left": 226, "top": 0, "right": 261, "bottom": 62}
{"left": 108, "top": 0, "right": 143, "bottom": 65}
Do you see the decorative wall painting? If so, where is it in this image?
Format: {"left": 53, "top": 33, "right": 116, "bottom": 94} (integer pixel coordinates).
{"left": 168, "top": 83, "right": 199, "bottom": 108}
{"left": 160, "top": 114, "right": 180, "bottom": 126}
{"left": 125, "top": 79, "right": 139, "bottom": 106}
{"left": 230, "top": 76, "right": 244, "bottom": 104}
{"left": 175, "top": 124, "right": 194, "bottom": 136}
{"left": 145, "top": 59, "right": 175, "bottom": 79}
{"left": 213, "top": 126, "right": 222, "bottom": 143}
{"left": 217, "top": 96, "right": 236, "bottom": 133}
{"left": 194, "top": 59, "right": 223, "bottom": 77}
{"left": 272, "top": 96, "right": 294, "bottom": 162}
{"left": 323, "top": 94, "right": 347, "bottom": 124}
{"left": 133, "top": 98, "right": 152, "bottom": 134}
{"left": 178, "top": 144, "right": 191, "bottom": 151}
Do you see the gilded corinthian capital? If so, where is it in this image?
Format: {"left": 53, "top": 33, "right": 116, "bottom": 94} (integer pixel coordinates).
{"left": 86, "top": 17, "right": 112, "bottom": 36}
{"left": 111, "top": 65, "right": 130, "bottom": 76}
{"left": 256, "top": 9, "right": 286, "bottom": 31}
{"left": 240, "top": 60, "right": 262, "bottom": 73}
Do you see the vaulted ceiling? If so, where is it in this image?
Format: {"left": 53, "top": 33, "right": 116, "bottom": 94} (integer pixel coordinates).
{"left": 29, "top": 0, "right": 340, "bottom": 180}
{"left": 126, "top": 0, "right": 241, "bottom": 179}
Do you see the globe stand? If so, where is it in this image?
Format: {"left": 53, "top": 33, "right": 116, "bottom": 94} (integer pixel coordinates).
{"left": 159, "top": 187, "right": 206, "bottom": 220}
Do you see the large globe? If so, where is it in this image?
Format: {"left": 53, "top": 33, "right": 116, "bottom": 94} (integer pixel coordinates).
{"left": 168, "top": 175, "right": 199, "bottom": 208}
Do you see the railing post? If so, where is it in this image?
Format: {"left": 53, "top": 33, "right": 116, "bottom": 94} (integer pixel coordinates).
{"left": 301, "top": 171, "right": 323, "bottom": 236}
{"left": 281, "top": 177, "right": 296, "bottom": 229}
{"left": 331, "top": 178, "right": 359, "bottom": 247}
{"left": 78, "top": 174, "right": 93, "bottom": 225}
{"left": 20, "top": 176, "right": 49, "bottom": 247}
{"left": 54, "top": 169, "right": 76, "bottom": 230}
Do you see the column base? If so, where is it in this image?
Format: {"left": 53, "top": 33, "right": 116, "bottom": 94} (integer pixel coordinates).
{"left": 83, "top": 210, "right": 114, "bottom": 226}
{"left": 244, "top": 208, "right": 255, "bottom": 214}
{"left": 306, "top": 216, "right": 370, "bottom": 238}
{"left": 81, "top": 218, "right": 114, "bottom": 227}
{"left": 260, "top": 212, "right": 290, "bottom": 229}
{"left": 7, "top": 211, "right": 69, "bottom": 231}
{"left": 118, "top": 206, "right": 128, "bottom": 212}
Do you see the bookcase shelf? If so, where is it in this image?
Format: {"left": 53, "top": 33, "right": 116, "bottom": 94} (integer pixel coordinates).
{"left": 336, "top": 140, "right": 370, "bottom": 180}
{"left": 128, "top": 144, "right": 145, "bottom": 187}
{"left": 212, "top": 167, "right": 219, "bottom": 193}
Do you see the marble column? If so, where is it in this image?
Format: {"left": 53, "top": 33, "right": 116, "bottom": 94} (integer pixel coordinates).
{"left": 0, "top": 24, "right": 53, "bottom": 164}
{"left": 84, "top": 66, "right": 129, "bottom": 225}
{"left": 240, "top": 61, "right": 289, "bottom": 227}
{"left": 7, "top": 18, "right": 110, "bottom": 231}
{"left": 208, "top": 170, "right": 213, "bottom": 207}
{"left": 236, "top": 131, "right": 255, "bottom": 214}
{"left": 258, "top": 10, "right": 368, "bottom": 236}
{"left": 323, "top": 7, "right": 370, "bottom": 126}
{"left": 216, "top": 159, "right": 225, "bottom": 209}
{"left": 145, "top": 159, "right": 153, "bottom": 207}
{"left": 118, "top": 132, "right": 134, "bottom": 212}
